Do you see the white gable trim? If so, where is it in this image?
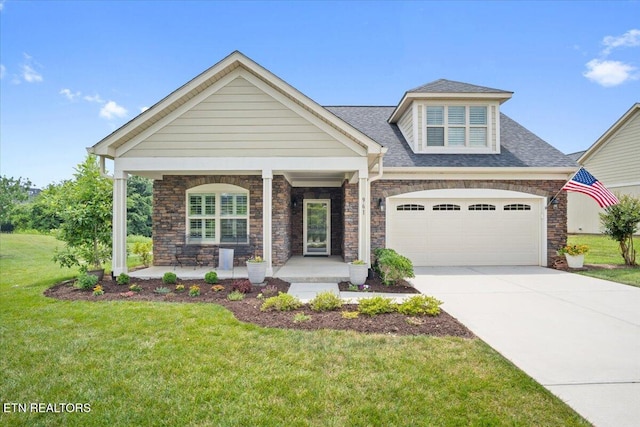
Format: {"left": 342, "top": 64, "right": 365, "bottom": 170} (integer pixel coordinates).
{"left": 91, "top": 51, "right": 383, "bottom": 159}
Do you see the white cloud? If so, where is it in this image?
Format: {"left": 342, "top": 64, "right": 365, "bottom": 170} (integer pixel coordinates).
{"left": 21, "top": 64, "right": 43, "bottom": 83}
{"left": 84, "top": 94, "right": 105, "bottom": 103}
{"left": 583, "top": 59, "right": 638, "bottom": 87}
{"left": 99, "top": 101, "right": 128, "bottom": 120}
{"left": 0, "top": 1, "right": 5, "bottom": 12}
{"left": 60, "top": 88, "right": 82, "bottom": 101}
{"left": 584, "top": 29, "right": 640, "bottom": 87}
{"left": 602, "top": 29, "right": 640, "bottom": 56}
{"left": 0, "top": 64, "right": 5, "bottom": 79}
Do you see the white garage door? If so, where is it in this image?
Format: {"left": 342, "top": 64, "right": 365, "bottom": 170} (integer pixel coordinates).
{"left": 387, "top": 197, "right": 542, "bottom": 266}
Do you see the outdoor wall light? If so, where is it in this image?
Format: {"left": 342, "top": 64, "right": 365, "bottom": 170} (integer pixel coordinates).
{"left": 378, "top": 198, "right": 385, "bottom": 211}
{"left": 550, "top": 197, "right": 559, "bottom": 209}
{"left": 291, "top": 197, "right": 298, "bottom": 208}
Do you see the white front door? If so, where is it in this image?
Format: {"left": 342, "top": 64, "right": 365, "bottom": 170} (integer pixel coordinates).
{"left": 303, "top": 199, "right": 331, "bottom": 256}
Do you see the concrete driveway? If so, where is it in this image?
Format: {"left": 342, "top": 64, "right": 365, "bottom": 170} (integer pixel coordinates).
{"left": 409, "top": 266, "right": 640, "bottom": 427}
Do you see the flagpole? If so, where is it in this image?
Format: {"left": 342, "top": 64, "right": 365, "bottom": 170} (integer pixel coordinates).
{"left": 545, "top": 168, "right": 582, "bottom": 209}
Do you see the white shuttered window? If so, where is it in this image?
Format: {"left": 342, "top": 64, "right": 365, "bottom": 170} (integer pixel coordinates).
{"left": 425, "top": 105, "right": 489, "bottom": 149}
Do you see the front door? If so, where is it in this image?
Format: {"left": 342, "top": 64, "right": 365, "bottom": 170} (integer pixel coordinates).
{"left": 303, "top": 199, "right": 331, "bottom": 256}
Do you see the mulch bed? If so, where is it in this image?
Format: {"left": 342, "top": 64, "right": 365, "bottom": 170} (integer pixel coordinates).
{"left": 44, "top": 277, "right": 474, "bottom": 338}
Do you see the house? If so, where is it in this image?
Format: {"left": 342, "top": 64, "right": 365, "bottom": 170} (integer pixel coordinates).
{"left": 567, "top": 103, "right": 640, "bottom": 234}
{"left": 88, "top": 51, "right": 577, "bottom": 276}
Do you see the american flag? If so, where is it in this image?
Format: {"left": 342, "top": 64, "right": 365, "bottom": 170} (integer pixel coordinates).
{"left": 562, "top": 168, "right": 619, "bottom": 208}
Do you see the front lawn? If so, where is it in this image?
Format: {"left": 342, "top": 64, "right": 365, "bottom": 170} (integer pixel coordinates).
{"left": 568, "top": 234, "right": 640, "bottom": 287}
{"left": 0, "top": 234, "right": 588, "bottom": 426}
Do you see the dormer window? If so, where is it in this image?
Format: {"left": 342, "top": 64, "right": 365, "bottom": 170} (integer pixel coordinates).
{"left": 426, "top": 105, "right": 488, "bottom": 148}
{"left": 388, "top": 79, "right": 512, "bottom": 155}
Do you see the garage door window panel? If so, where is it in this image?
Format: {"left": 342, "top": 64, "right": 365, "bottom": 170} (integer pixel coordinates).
{"left": 504, "top": 204, "right": 532, "bottom": 211}
{"left": 397, "top": 204, "right": 425, "bottom": 211}
{"left": 468, "top": 204, "right": 496, "bottom": 211}
{"left": 433, "top": 204, "right": 461, "bottom": 211}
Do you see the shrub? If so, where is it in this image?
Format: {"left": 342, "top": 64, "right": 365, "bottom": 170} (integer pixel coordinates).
{"left": 211, "top": 285, "right": 225, "bottom": 292}
{"left": 397, "top": 295, "right": 443, "bottom": 317}
{"left": 293, "top": 313, "right": 312, "bottom": 323}
{"left": 373, "top": 248, "right": 415, "bottom": 285}
{"left": 175, "top": 284, "right": 185, "bottom": 293}
{"left": 358, "top": 296, "right": 396, "bottom": 316}
{"left": 260, "top": 292, "right": 302, "bottom": 312}
{"left": 92, "top": 285, "right": 104, "bottom": 296}
{"left": 341, "top": 311, "right": 359, "bottom": 319}
{"left": 129, "top": 283, "right": 141, "bottom": 292}
{"left": 227, "top": 290, "right": 245, "bottom": 301}
{"left": 188, "top": 285, "right": 200, "bottom": 297}
{"left": 162, "top": 272, "right": 178, "bottom": 285}
{"left": 231, "top": 279, "right": 252, "bottom": 294}
{"left": 261, "top": 284, "right": 279, "bottom": 298}
{"left": 204, "top": 271, "right": 218, "bottom": 284}
{"left": 309, "top": 291, "right": 343, "bottom": 312}
{"left": 76, "top": 273, "right": 99, "bottom": 290}
{"left": 132, "top": 241, "right": 152, "bottom": 267}
{"left": 154, "top": 287, "right": 171, "bottom": 295}
{"left": 116, "top": 273, "right": 130, "bottom": 285}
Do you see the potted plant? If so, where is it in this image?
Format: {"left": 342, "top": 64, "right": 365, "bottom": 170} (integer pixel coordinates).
{"left": 348, "top": 259, "right": 368, "bottom": 286}
{"left": 557, "top": 244, "right": 589, "bottom": 268}
{"left": 246, "top": 255, "right": 267, "bottom": 285}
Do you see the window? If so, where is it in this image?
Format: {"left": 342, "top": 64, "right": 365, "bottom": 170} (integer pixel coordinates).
{"left": 468, "top": 204, "right": 496, "bottom": 211}
{"left": 425, "top": 105, "right": 488, "bottom": 148}
{"left": 397, "top": 204, "right": 425, "bottom": 211}
{"left": 433, "top": 204, "right": 461, "bottom": 211}
{"left": 186, "top": 185, "right": 249, "bottom": 244}
{"left": 504, "top": 204, "right": 531, "bottom": 211}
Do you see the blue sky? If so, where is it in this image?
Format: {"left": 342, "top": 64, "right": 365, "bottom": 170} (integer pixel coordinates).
{"left": 1, "top": 0, "right": 638, "bottom": 187}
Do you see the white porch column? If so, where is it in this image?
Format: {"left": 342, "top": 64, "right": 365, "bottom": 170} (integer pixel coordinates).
{"left": 262, "top": 169, "right": 273, "bottom": 277}
{"left": 112, "top": 171, "right": 128, "bottom": 276}
{"left": 358, "top": 172, "right": 370, "bottom": 265}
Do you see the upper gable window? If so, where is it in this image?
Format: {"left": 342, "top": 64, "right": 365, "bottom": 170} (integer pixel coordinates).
{"left": 426, "top": 105, "right": 488, "bottom": 148}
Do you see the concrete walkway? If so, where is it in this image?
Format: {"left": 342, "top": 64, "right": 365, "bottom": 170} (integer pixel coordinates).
{"left": 409, "top": 266, "right": 640, "bottom": 427}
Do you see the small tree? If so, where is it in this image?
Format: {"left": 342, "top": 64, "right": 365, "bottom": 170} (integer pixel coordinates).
{"left": 0, "top": 176, "right": 32, "bottom": 230}
{"left": 599, "top": 194, "right": 640, "bottom": 266}
{"left": 53, "top": 155, "right": 112, "bottom": 271}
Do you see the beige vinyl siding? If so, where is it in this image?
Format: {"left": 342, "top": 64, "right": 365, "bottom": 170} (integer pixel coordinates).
{"left": 397, "top": 106, "right": 414, "bottom": 150}
{"left": 124, "top": 77, "right": 358, "bottom": 158}
{"left": 416, "top": 105, "right": 423, "bottom": 151}
{"left": 583, "top": 111, "right": 640, "bottom": 184}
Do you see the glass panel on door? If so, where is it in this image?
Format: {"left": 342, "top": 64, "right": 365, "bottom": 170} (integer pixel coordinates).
{"left": 304, "top": 200, "right": 330, "bottom": 255}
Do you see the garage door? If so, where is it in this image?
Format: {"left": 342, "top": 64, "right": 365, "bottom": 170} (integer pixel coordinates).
{"left": 387, "top": 197, "right": 541, "bottom": 266}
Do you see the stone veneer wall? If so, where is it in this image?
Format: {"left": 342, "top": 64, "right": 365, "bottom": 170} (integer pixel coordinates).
{"left": 342, "top": 181, "right": 359, "bottom": 262}
{"left": 272, "top": 176, "right": 292, "bottom": 266}
{"left": 153, "top": 174, "right": 294, "bottom": 268}
{"left": 290, "top": 187, "right": 343, "bottom": 257}
{"left": 370, "top": 179, "right": 567, "bottom": 266}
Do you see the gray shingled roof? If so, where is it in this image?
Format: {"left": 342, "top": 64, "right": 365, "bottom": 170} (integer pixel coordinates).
{"left": 409, "top": 79, "right": 512, "bottom": 94}
{"left": 325, "top": 106, "right": 577, "bottom": 168}
{"left": 566, "top": 151, "right": 586, "bottom": 162}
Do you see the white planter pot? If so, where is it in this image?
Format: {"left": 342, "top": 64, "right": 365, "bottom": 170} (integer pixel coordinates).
{"left": 348, "top": 263, "right": 368, "bottom": 286}
{"left": 565, "top": 254, "right": 585, "bottom": 269}
{"left": 246, "top": 262, "right": 267, "bottom": 285}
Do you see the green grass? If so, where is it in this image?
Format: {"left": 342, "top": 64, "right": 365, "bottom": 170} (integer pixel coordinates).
{"left": 0, "top": 233, "right": 588, "bottom": 426}
{"left": 568, "top": 234, "right": 640, "bottom": 287}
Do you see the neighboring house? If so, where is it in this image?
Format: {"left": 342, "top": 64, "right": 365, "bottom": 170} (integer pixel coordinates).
{"left": 88, "top": 51, "right": 576, "bottom": 276}
{"left": 567, "top": 103, "right": 640, "bottom": 234}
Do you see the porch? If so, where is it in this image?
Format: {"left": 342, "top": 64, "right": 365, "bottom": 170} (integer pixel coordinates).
{"left": 129, "top": 255, "right": 350, "bottom": 282}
